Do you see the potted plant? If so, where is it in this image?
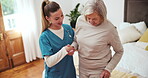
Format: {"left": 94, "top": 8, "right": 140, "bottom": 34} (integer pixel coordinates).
{"left": 66, "top": 3, "right": 81, "bottom": 28}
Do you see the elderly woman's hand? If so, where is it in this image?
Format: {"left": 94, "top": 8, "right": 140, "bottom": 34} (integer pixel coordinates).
{"left": 100, "top": 69, "right": 110, "bottom": 78}
{"left": 65, "top": 44, "right": 75, "bottom": 56}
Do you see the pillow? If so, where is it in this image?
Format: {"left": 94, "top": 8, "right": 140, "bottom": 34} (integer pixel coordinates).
{"left": 118, "top": 26, "right": 141, "bottom": 44}
{"left": 131, "top": 21, "right": 147, "bottom": 34}
{"left": 146, "top": 46, "right": 148, "bottom": 51}
{"left": 138, "top": 29, "right": 148, "bottom": 42}
{"left": 136, "top": 29, "right": 148, "bottom": 50}
{"left": 118, "top": 21, "right": 147, "bottom": 35}
{"left": 118, "top": 22, "right": 131, "bottom": 30}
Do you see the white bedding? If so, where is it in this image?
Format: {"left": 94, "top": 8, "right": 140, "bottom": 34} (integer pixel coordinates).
{"left": 113, "top": 42, "right": 148, "bottom": 78}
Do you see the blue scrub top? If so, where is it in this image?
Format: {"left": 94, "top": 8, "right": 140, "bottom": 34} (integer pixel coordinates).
{"left": 39, "top": 24, "right": 76, "bottom": 78}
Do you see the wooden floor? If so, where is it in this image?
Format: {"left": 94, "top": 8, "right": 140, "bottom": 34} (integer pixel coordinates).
{"left": 0, "top": 59, "right": 44, "bottom": 78}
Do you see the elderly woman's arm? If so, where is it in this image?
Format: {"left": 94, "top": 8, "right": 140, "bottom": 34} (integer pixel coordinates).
{"left": 105, "top": 27, "right": 124, "bottom": 72}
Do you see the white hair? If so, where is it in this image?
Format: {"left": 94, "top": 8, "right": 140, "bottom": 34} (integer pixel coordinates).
{"left": 82, "top": 0, "right": 107, "bottom": 19}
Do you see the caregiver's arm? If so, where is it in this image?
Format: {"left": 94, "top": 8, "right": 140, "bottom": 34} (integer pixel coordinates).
{"left": 44, "top": 45, "right": 75, "bottom": 67}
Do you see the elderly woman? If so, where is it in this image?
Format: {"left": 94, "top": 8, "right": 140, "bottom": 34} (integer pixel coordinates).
{"left": 73, "top": 0, "right": 123, "bottom": 78}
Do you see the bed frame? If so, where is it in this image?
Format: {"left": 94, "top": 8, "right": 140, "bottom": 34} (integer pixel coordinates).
{"left": 124, "top": 0, "right": 148, "bottom": 27}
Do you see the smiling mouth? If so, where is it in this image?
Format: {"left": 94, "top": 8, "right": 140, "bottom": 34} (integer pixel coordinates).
{"left": 58, "top": 23, "right": 62, "bottom": 25}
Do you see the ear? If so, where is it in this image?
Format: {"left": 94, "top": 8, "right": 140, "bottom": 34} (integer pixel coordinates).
{"left": 45, "top": 16, "right": 50, "bottom": 21}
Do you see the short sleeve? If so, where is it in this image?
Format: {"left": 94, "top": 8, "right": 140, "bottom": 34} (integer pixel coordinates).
{"left": 39, "top": 35, "right": 53, "bottom": 57}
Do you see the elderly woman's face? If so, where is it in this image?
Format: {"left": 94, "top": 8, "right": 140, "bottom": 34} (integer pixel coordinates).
{"left": 86, "top": 12, "right": 103, "bottom": 26}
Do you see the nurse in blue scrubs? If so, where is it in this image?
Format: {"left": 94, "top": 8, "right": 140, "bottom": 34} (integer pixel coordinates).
{"left": 39, "top": 0, "right": 76, "bottom": 78}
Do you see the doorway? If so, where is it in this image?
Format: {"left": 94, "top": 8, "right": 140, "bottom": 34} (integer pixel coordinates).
{"left": 0, "top": 3, "right": 26, "bottom": 72}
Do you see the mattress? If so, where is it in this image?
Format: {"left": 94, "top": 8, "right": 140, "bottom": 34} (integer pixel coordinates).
{"left": 113, "top": 42, "right": 148, "bottom": 78}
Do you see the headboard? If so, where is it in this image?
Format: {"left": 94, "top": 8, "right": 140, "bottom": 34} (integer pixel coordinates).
{"left": 124, "top": 0, "right": 148, "bottom": 27}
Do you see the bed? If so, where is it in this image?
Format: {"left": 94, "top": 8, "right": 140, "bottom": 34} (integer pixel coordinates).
{"left": 74, "top": 0, "right": 148, "bottom": 78}
{"left": 111, "top": 42, "right": 148, "bottom": 78}
{"left": 111, "top": 0, "right": 148, "bottom": 78}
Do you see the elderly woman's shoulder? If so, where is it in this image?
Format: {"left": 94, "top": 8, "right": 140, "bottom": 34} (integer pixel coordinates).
{"left": 105, "top": 20, "right": 117, "bottom": 32}
{"left": 76, "top": 15, "right": 87, "bottom": 28}
{"left": 77, "top": 15, "right": 86, "bottom": 22}
{"left": 106, "top": 20, "right": 116, "bottom": 28}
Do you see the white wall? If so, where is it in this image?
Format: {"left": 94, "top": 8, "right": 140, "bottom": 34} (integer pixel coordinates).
{"left": 71, "top": 0, "right": 87, "bottom": 8}
{"left": 104, "top": 0, "right": 124, "bottom": 27}
{"left": 35, "top": 0, "right": 124, "bottom": 28}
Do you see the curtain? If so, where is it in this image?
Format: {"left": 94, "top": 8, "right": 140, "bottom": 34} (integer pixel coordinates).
{"left": 15, "top": 0, "right": 42, "bottom": 63}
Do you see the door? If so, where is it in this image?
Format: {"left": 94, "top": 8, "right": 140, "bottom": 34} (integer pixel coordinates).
{"left": 0, "top": 4, "right": 10, "bottom": 71}
{"left": 5, "top": 30, "right": 26, "bottom": 67}
{"left": 0, "top": 3, "right": 26, "bottom": 72}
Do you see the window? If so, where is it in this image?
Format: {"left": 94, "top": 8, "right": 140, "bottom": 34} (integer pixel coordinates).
{"left": 0, "top": 0, "right": 17, "bottom": 30}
